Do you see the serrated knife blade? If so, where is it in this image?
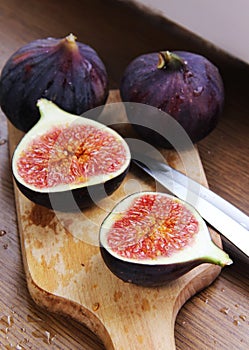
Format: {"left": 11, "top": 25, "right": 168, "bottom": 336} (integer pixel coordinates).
{"left": 132, "top": 154, "right": 249, "bottom": 259}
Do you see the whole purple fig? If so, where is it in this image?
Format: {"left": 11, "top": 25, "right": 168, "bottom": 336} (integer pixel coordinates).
{"left": 0, "top": 34, "right": 109, "bottom": 132}
{"left": 120, "top": 51, "right": 225, "bottom": 146}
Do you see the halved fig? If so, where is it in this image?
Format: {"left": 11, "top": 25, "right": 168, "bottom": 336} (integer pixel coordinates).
{"left": 12, "top": 99, "right": 131, "bottom": 211}
{"left": 99, "top": 191, "right": 232, "bottom": 286}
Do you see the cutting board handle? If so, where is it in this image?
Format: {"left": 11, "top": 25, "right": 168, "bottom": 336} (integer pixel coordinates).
{"left": 29, "top": 276, "right": 178, "bottom": 350}
{"left": 101, "top": 307, "right": 176, "bottom": 350}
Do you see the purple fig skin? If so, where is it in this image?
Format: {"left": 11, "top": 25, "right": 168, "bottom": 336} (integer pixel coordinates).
{"left": 120, "top": 51, "right": 225, "bottom": 145}
{"left": 100, "top": 246, "right": 204, "bottom": 287}
{"left": 14, "top": 166, "right": 129, "bottom": 212}
{"left": 0, "top": 34, "right": 109, "bottom": 132}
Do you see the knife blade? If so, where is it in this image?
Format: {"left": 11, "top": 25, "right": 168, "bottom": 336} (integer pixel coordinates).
{"left": 131, "top": 153, "right": 249, "bottom": 259}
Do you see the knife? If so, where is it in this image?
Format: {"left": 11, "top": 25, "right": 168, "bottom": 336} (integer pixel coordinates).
{"left": 130, "top": 152, "right": 249, "bottom": 259}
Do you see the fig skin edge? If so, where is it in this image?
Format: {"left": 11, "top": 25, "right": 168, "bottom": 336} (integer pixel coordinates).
{"left": 100, "top": 248, "right": 203, "bottom": 287}
{"left": 14, "top": 169, "right": 129, "bottom": 212}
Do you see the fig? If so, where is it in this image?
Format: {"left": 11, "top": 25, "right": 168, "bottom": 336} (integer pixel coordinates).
{"left": 120, "top": 51, "right": 225, "bottom": 146}
{"left": 99, "top": 192, "right": 232, "bottom": 287}
{"left": 0, "top": 34, "right": 109, "bottom": 132}
{"left": 12, "top": 99, "right": 131, "bottom": 211}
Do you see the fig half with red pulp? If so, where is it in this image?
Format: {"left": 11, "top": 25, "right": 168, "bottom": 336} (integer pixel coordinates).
{"left": 120, "top": 51, "right": 225, "bottom": 146}
{"left": 100, "top": 192, "right": 232, "bottom": 286}
{"left": 0, "top": 34, "right": 109, "bottom": 132}
{"left": 12, "top": 99, "right": 131, "bottom": 211}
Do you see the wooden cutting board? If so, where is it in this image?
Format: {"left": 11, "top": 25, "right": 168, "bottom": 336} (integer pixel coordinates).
{"left": 8, "top": 90, "right": 222, "bottom": 350}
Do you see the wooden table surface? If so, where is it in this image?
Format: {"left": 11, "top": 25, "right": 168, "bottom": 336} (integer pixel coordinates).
{"left": 0, "top": 0, "right": 248, "bottom": 349}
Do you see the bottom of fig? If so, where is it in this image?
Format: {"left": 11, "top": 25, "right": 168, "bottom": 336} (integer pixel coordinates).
{"left": 99, "top": 191, "right": 232, "bottom": 287}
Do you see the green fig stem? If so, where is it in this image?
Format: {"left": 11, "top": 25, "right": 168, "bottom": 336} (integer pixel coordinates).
{"left": 201, "top": 242, "right": 233, "bottom": 267}
{"left": 36, "top": 98, "right": 79, "bottom": 126}
{"left": 157, "top": 51, "right": 186, "bottom": 70}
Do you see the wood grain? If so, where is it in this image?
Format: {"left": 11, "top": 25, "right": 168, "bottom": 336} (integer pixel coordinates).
{"left": 8, "top": 90, "right": 222, "bottom": 350}
{"left": 0, "top": 1, "right": 248, "bottom": 349}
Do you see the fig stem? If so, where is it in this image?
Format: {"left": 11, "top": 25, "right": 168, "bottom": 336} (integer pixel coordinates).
{"left": 201, "top": 242, "right": 233, "bottom": 267}
{"left": 66, "top": 33, "right": 77, "bottom": 43}
{"left": 157, "top": 51, "right": 186, "bottom": 70}
{"left": 61, "top": 33, "right": 79, "bottom": 53}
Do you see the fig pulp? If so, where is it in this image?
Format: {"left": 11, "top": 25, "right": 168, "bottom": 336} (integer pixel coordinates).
{"left": 120, "top": 51, "right": 225, "bottom": 146}
{"left": 0, "top": 34, "right": 109, "bottom": 132}
{"left": 100, "top": 192, "right": 232, "bottom": 287}
{"left": 12, "top": 99, "right": 131, "bottom": 211}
